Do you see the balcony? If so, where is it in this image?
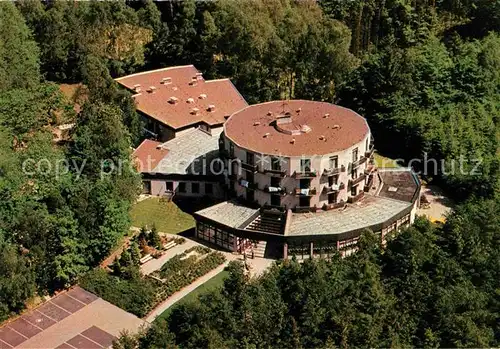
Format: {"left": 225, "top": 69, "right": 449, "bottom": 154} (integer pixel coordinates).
{"left": 241, "top": 162, "right": 259, "bottom": 172}
{"left": 263, "top": 186, "right": 287, "bottom": 195}
{"left": 365, "top": 143, "right": 375, "bottom": 158}
{"left": 263, "top": 168, "right": 287, "bottom": 177}
{"left": 364, "top": 164, "right": 375, "bottom": 175}
{"left": 322, "top": 182, "right": 345, "bottom": 194}
{"left": 322, "top": 164, "right": 346, "bottom": 176}
{"left": 239, "top": 178, "right": 259, "bottom": 190}
{"left": 349, "top": 173, "right": 366, "bottom": 187}
{"left": 293, "top": 206, "right": 317, "bottom": 213}
{"left": 349, "top": 156, "right": 367, "bottom": 171}
{"left": 294, "top": 187, "right": 317, "bottom": 196}
{"left": 293, "top": 170, "right": 317, "bottom": 178}
{"left": 322, "top": 201, "right": 346, "bottom": 211}
{"left": 348, "top": 191, "right": 365, "bottom": 203}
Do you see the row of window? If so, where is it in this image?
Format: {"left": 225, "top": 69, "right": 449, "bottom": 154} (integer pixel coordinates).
{"left": 165, "top": 181, "right": 214, "bottom": 194}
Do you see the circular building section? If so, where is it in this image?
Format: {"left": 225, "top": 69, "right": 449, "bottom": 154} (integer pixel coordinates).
{"left": 224, "top": 100, "right": 370, "bottom": 157}
{"left": 221, "top": 100, "right": 375, "bottom": 211}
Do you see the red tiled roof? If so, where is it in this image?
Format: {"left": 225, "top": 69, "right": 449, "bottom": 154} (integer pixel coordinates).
{"left": 224, "top": 100, "right": 370, "bottom": 156}
{"left": 116, "top": 65, "right": 248, "bottom": 130}
{"left": 133, "top": 139, "right": 168, "bottom": 172}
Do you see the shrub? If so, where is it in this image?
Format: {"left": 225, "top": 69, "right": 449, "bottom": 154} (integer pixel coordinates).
{"left": 80, "top": 269, "right": 156, "bottom": 317}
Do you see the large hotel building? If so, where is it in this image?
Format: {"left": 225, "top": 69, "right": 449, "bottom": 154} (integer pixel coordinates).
{"left": 120, "top": 66, "right": 420, "bottom": 259}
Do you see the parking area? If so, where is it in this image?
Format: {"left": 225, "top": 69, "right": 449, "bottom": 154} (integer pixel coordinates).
{"left": 0, "top": 287, "right": 145, "bottom": 349}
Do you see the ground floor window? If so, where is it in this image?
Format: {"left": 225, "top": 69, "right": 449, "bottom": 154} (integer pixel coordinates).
{"left": 142, "top": 181, "right": 151, "bottom": 194}
{"left": 299, "top": 196, "right": 310, "bottom": 207}
{"left": 196, "top": 222, "right": 234, "bottom": 251}
{"left": 350, "top": 185, "right": 358, "bottom": 197}
{"left": 328, "top": 192, "right": 338, "bottom": 204}
{"left": 166, "top": 181, "right": 174, "bottom": 192}
{"left": 271, "top": 194, "right": 281, "bottom": 206}
{"left": 178, "top": 182, "right": 186, "bottom": 193}
{"left": 192, "top": 182, "right": 200, "bottom": 193}
{"left": 205, "top": 183, "right": 213, "bottom": 194}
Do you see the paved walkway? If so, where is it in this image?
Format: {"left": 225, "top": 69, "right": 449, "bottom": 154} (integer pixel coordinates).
{"left": 140, "top": 237, "right": 199, "bottom": 275}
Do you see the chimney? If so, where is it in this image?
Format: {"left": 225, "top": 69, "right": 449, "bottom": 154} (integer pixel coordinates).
{"left": 168, "top": 96, "right": 179, "bottom": 104}
{"left": 195, "top": 72, "right": 203, "bottom": 80}
{"left": 198, "top": 93, "right": 207, "bottom": 99}
{"left": 147, "top": 86, "right": 156, "bottom": 93}
{"left": 207, "top": 104, "right": 216, "bottom": 112}
{"left": 267, "top": 111, "right": 273, "bottom": 116}
{"left": 253, "top": 121, "right": 261, "bottom": 126}
{"left": 189, "top": 77, "right": 198, "bottom": 86}
{"left": 323, "top": 113, "right": 330, "bottom": 118}
{"left": 133, "top": 84, "right": 141, "bottom": 92}
{"left": 263, "top": 132, "right": 270, "bottom": 138}
{"left": 290, "top": 138, "right": 295, "bottom": 144}
{"left": 186, "top": 97, "right": 194, "bottom": 104}
{"left": 161, "top": 77, "right": 172, "bottom": 84}
{"left": 191, "top": 107, "right": 199, "bottom": 115}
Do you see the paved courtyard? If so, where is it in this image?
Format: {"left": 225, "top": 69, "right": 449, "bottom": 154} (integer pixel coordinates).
{"left": 417, "top": 184, "right": 453, "bottom": 222}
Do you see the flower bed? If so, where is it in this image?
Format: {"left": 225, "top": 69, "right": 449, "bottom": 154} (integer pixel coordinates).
{"left": 151, "top": 248, "right": 226, "bottom": 302}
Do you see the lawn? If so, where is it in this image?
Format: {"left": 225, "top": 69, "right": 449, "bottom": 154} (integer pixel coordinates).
{"left": 373, "top": 153, "right": 402, "bottom": 168}
{"left": 130, "top": 197, "right": 195, "bottom": 234}
{"left": 156, "top": 270, "right": 229, "bottom": 321}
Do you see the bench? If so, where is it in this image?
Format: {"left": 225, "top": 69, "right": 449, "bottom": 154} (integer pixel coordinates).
{"left": 140, "top": 254, "right": 153, "bottom": 264}
{"left": 163, "top": 241, "right": 177, "bottom": 250}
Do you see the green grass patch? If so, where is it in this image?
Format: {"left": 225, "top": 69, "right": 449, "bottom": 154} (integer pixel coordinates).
{"left": 130, "top": 198, "right": 195, "bottom": 234}
{"left": 373, "top": 153, "right": 401, "bottom": 168}
{"left": 156, "top": 270, "right": 229, "bottom": 321}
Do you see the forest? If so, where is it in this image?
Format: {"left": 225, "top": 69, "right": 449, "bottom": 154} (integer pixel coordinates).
{"left": 0, "top": 0, "right": 498, "bottom": 347}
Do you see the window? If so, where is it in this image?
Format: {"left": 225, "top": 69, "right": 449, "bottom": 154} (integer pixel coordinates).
{"left": 178, "top": 182, "right": 186, "bottom": 193}
{"left": 271, "top": 157, "right": 281, "bottom": 171}
{"left": 329, "top": 156, "right": 338, "bottom": 169}
{"left": 301, "top": 158, "right": 311, "bottom": 172}
{"left": 246, "top": 189, "right": 254, "bottom": 202}
{"left": 352, "top": 148, "right": 358, "bottom": 162}
{"left": 299, "top": 196, "right": 310, "bottom": 207}
{"left": 205, "top": 183, "right": 213, "bottom": 194}
{"left": 246, "top": 152, "right": 254, "bottom": 165}
{"left": 246, "top": 171, "right": 254, "bottom": 183}
{"left": 166, "top": 181, "right": 174, "bottom": 192}
{"left": 229, "top": 142, "right": 235, "bottom": 157}
{"left": 191, "top": 182, "right": 200, "bottom": 193}
{"left": 365, "top": 138, "right": 370, "bottom": 152}
{"left": 270, "top": 177, "right": 281, "bottom": 188}
{"left": 352, "top": 168, "right": 358, "bottom": 179}
{"left": 351, "top": 185, "right": 357, "bottom": 197}
{"left": 328, "top": 192, "right": 338, "bottom": 204}
{"left": 142, "top": 181, "right": 151, "bottom": 194}
{"left": 299, "top": 178, "right": 310, "bottom": 189}
{"left": 271, "top": 194, "right": 281, "bottom": 206}
{"left": 328, "top": 175, "right": 338, "bottom": 186}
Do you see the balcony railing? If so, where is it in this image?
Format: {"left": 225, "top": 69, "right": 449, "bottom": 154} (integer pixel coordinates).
{"left": 349, "top": 173, "right": 366, "bottom": 187}
{"left": 322, "top": 201, "right": 346, "bottom": 211}
{"left": 293, "top": 206, "right": 317, "bottom": 213}
{"left": 364, "top": 164, "right": 375, "bottom": 175}
{"left": 349, "top": 156, "right": 367, "bottom": 171}
{"left": 365, "top": 143, "right": 375, "bottom": 158}
{"left": 241, "top": 162, "right": 259, "bottom": 172}
{"left": 322, "top": 182, "right": 345, "bottom": 194}
{"left": 263, "top": 186, "right": 287, "bottom": 195}
{"left": 294, "top": 187, "right": 317, "bottom": 196}
{"left": 293, "top": 170, "right": 317, "bottom": 178}
{"left": 239, "top": 178, "right": 259, "bottom": 190}
{"left": 263, "top": 168, "right": 287, "bottom": 177}
{"left": 323, "top": 164, "right": 346, "bottom": 176}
